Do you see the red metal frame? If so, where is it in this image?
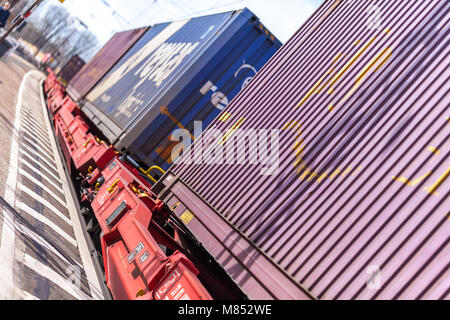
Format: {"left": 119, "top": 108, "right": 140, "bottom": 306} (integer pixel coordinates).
{"left": 43, "top": 73, "right": 213, "bottom": 300}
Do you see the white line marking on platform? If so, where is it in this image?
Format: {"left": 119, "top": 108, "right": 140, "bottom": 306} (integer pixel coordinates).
{"left": 20, "top": 158, "right": 62, "bottom": 186}
{"left": 17, "top": 222, "right": 81, "bottom": 268}
{"left": 21, "top": 123, "right": 51, "bottom": 146}
{"left": 21, "top": 115, "right": 48, "bottom": 135}
{"left": 0, "top": 70, "right": 40, "bottom": 299}
{"left": 20, "top": 144, "right": 56, "bottom": 170}
{"left": 21, "top": 119, "right": 51, "bottom": 141}
{"left": 20, "top": 156, "right": 61, "bottom": 184}
{"left": 21, "top": 134, "right": 53, "bottom": 155}
{"left": 17, "top": 183, "right": 72, "bottom": 227}
{"left": 19, "top": 168, "right": 66, "bottom": 207}
{"left": 18, "top": 253, "right": 90, "bottom": 300}
{"left": 16, "top": 201, "right": 76, "bottom": 247}
{"left": 21, "top": 111, "right": 48, "bottom": 130}
{"left": 21, "top": 109, "right": 46, "bottom": 126}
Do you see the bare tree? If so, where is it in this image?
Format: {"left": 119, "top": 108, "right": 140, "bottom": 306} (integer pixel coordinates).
{"left": 28, "top": 4, "right": 72, "bottom": 55}
{"left": 56, "top": 29, "right": 99, "bottom": 66}
{"left": 15, "top": 1, "right": 98, "bottom": 62}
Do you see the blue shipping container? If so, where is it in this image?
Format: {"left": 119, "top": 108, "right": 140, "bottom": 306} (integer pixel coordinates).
{"left": 81, "top": 8, "right": 281, "bottom": 174}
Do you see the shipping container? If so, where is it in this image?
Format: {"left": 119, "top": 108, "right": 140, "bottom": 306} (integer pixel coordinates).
{"left": 58, "top": 54, "right": 85, "bottom": 84}
{"left": 154, "top": 0, "right": 450, "bottom": 300}
{"left": 80, "top": 8, "right": 282, "bottom": 174}
{"left": 67, "top": 27, "right": 148, "bottom": 101}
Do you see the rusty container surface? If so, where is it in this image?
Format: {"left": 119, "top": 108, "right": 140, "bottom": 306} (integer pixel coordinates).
{"left": 154, "top": 0, "right": 450, "bottom": 300}
{"left": 67, "top": 27, "right": 148, "bottom": 101}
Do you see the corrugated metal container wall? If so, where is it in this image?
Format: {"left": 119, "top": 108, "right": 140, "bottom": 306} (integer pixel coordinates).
{"left": 81, "top": 9, "right": 281, "bottom": 172}
{"left": 155, "top": 0, "right": 450, "bottom": 300}
{"left": 58, "top": 54, "right": 85, "bottom": 84}
{"left": 67, "top": 27, "right": 148, "bottom": 101}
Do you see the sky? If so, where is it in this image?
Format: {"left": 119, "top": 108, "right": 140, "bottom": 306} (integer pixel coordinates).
{"left": 59, "top": 0, "right": 324, "bottom": 46}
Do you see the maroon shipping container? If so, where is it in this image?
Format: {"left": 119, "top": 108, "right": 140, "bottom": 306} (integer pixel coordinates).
{"left": 67, "top": 27, "right": 148, "bottom": 101}
{"left": 58, "top": 54, "right": 85, "bottom": 84}
{"left": 154, "top": 0, "right": 450, "bottom": 300}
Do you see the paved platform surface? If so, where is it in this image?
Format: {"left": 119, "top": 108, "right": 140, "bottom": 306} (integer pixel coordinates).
{"left": 0, "top": 54, "right": 104, "bottom": 300}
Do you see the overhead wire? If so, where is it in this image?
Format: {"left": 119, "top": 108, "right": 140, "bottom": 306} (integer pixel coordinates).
{"left": 174, "top": 0, "right": 248, "bottom": 20}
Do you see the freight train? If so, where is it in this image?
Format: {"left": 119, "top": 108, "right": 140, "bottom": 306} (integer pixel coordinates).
{"left": 43, "top": 9, "right": 280, "bottom": 300}
{"left": 43, "top": 1, "right": 449, "bottom": 300}
{"left": 45, "top": 70, "right": 246, "bottom": 300}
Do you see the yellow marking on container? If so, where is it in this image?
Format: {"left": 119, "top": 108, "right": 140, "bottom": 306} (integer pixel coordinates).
{"left": 284, "top": 120, "right": 301, "bottom": 131}
{"left": 317, "top": 171, "right": 329, "bottom": 183}
{"left": 329, "top": 168, "right": 342, "bottom": 179}
{"left": 294, "top": 146, "right": 306, "bottom": 159}
{"left": 296, "top": 53, "right": 342, "bottom": 108}
{"left": 341, "top": 167, "right": 352, "bottom": 176}
{"left": 293, "top": 139, "right": 305, "bottom": 151}
{"left": 294, "top": 130, "right": 303, "bottom": 141}
{"left": 329, "top": 29, "right": 393, "bottom": 111}
{"left": 352, "top": 166, "right": 363, "bottom": 176}
{"left": 423, "top": 166, "right": 450, "bottom": 196}
{"left": 283, "top": 121, "right": 293, "bottom": 130}
{"left": 446, "top": 117, "right": 450, "bottom": 125}
{"left": 393, "top": 176, "right": 410, "bottom": 185}
{"left": 327, "top": 36, "right": 378, "bottom": 95}
{"left": 299, "top": 169, "right": 313, "bottom": 181}
{"left": 289, "top": 125, "right": 303, "bottom": 141}
{"left": 219, "top": 117, "right": 246, "bottom": 145}
{"left": 219, "top": 111, "right": 232, "bottom": 123}
{"left": 427, "top": 146, "right": 441, "bottom": 155}
{"left": 307, "top": 172, "right": 319, "bottom": 181}
{"left": 284, "top": 121, "right": 304, "bottom": 146}
{"left": 284, "top": 120, "right": 308, "bottom": 174}
{"left": 180, "top": 210, "right": 195, "bottom": 225}
{"left": 412, "top": 172, "right": 432, "bottom": 186}
{"left": 295, "top": 163, "right": 307, "bottom": 174}
{"left": 393, "top": 171, "right": 432, "bottom": 187}
{"left": 329, "top": 46, "right": 392, "bottom": 111}
{"left": 372, "top": 47, "right": 393, "bottom": 73}
{"left": 290, "top": 121, "right": 300, "bottom": 129}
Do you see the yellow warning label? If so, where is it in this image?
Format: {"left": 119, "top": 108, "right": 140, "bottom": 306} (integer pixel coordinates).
{"left": 180, "top": 210, "right": 195, "bottom": 225}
